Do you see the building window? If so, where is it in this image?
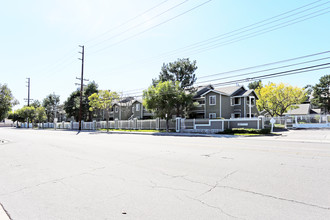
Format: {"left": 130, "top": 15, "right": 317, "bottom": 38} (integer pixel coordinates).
{"left": 115, "top": 106, "right": 118, "bottom": 113}
{"left": 198, "top": 99, "right": 205, "bottom": 106}
{"left": 231, "top": 113, "right": 241, "bottom": 118}
{"left": 247, "top": 113, "right": 255, "bottom": 118}
{"left": 136, "top": 103, "right": 140, "bottom": 111}
{"left": 231, "top": 97, "right": 241, "bottom": 106}
{"left": 209, "top": 95, "right": 216, "bottom": 105}
{"left": 247, "top": 97, "right": 255, "bottom": 106}
{"left": 209, "top": 113, "right": 216, "bottom": 119}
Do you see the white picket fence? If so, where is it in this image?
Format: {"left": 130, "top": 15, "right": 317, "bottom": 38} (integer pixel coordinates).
{"left": 15, "top": 117, "right": 266, "bottom": 133}
{"left": 264, "top": 114, "right": 330, "bottom": 129}
{"left": 34, "top": 119, "right": 177, "bottom": 131}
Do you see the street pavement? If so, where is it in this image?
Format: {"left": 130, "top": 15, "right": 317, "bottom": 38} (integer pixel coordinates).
{"left": 0, "top": 127, "right": 330, "bottom": 220}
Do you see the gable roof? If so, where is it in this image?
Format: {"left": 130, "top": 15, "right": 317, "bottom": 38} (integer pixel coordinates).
{"left": 233, "top": 89, "right": 259, "bottom": 99}
{"left": 215, "top": 86, "right": 244, "bottom": 96}
{"left": 284, "top": 104, "right": 311, "bottom": 115}
{"left": 199, "top": 85, "right": 244, "bottom": 97}
{"left": 132, "top": 99, "right": 143, "bottom": 104}
{"left": 193, "top": 85, "right": 214, "bottom": 99}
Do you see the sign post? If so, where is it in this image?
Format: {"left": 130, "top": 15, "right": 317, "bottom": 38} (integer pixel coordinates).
{"left": 270, "top": 118, "right": 276, "bottom": 133}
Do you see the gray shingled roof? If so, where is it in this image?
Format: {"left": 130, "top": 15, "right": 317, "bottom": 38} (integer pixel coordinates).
{"left": 214, "top": 86, "right": 242, "bottom": 96}
{"left": 284, "top": 104, "right": 311, "bottom": 115}
{"left": 193, "top": 85, "right": 213, "bottom": 98}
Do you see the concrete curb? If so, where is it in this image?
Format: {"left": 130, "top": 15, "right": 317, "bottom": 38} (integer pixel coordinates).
{"left": 0, "top": 203, "right": 11, "bottom": 220}
{"left": 93, "top": 130, "right": 244, "bottom": 138}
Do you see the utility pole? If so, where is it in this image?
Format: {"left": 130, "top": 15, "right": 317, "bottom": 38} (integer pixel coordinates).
{"left": 26, "top": 78, "right": 31, "bottom": 106}
{"left": 78, "top": 45, "right": 85, "bottom": 131}
{"left": 24, "top": 78, "right": 33, "bottom": 128}
{"left": 53, "top": 92, "right": 58, "bottom": 130}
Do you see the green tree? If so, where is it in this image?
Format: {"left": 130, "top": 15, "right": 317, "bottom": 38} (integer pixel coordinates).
{"left": 248, "top": 80, "right": 262, "bottom": 90}
{"left": 42, "top": 94, "right": 60, "bottom": 122}
{"left": 256, "top": 82, "right": 306, "bottom": 116}
{"left": 64, "top": 90, "right": 80, "bottom": 121}
{"left": 18, "top": 106, "right": 36, "bottom": 127}
{"left": 88, "top": 90, "right": 119, "bottom": 132}
{"left": 64, "top": 81, "right": 98, "bottom": 122}
{"left": 8, "top": 110, "right": 24, "bottom": 127}
{"left": 30, "top": 100, "right": 41, "bottom": 108}
{"left": 152, "top": 58, "right": 197, "bottom": 90}
{"left": 143, "top": 81, "right": 186, "bottom": 131}
{"left": 152, "top": 58, "right": 197, "bottom": 116}
{"left": 312, "top": 74, "right": 330, "bottom": 113}
{"left": 35, "top": 106, "right": 47, "bottom": 123}
{"left": 0, "top": 84, "right": 18, "bottom": 121}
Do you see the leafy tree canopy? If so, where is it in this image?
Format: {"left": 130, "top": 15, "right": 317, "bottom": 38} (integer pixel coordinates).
{"left": 89, "top": 90, "right": 119, "bottom": 132}
{"left": 312, "top": 74, "right": 330, "bottom": 113}
{"left": 248, "top": 80, "right": 262, "bottom": 90}
{"left": 35, "top": 106, "right": 47, "bottom": 123}
{"left": 42, "top": 93, "right": 60, "bottom": 122}
{"left": 19, "top": 106, "right": 36, "bottom": 122}
{"left": 0, "top": 83, "right": 18, "bottom": 121}
{"left": 30, "top": 100, "right": 41, "bottom": 108}
{"left": 64, "top": 81, "right": 98, "bottom": 122}
{"left": 152, "top": 58, "right": 197, "bottom": 91}
{"left": 255, "top": 82, "right": 306, "bottom": 117}
{"left": 143, "top": 81, "right": 188, "bottom": 131}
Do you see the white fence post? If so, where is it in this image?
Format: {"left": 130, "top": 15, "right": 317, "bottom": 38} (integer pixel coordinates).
{"left": 115, "top": 119, "right": 118, "bottom": 129}
{"left": 156, "top": 118, "right": 160, "bottom": 130}
{"left": 133, "top": 118, "right": 137, "bottom": 130}
{"left": 176, "top": 117, "right": 181, "bottom": 132}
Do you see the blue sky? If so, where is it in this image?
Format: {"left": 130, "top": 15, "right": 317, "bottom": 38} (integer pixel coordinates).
{"left": 1, "top": 0, "right": 330, "bottom": 109}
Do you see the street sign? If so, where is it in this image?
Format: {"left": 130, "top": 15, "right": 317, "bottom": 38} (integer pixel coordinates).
{"left": 270, "top": 118, "right": 276, "bottom": 124}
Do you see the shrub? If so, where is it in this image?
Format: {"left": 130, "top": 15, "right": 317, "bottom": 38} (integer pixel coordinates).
{"left": 218, "top": 128, "right": 271, "bottom": 135}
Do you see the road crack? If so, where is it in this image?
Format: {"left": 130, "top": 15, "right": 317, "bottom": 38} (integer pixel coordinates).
{"left": 149, "top": 180, "right": 191, "bottom": 192}
{"left": 0, "top": 166, "right": 106, "bottom": 197}
{"left": 216, "top": 185, "right": 330, "bottom": 211}
{"left": 185, "top": 195, "right": 244, "bottom": 219}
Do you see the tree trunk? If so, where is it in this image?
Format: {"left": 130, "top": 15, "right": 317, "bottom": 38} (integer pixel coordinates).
{"left": 106, "top": 109, "right": 109, "bottom": 133}
{"left": 166, "top": 118, "right": 169, "bottom": 132}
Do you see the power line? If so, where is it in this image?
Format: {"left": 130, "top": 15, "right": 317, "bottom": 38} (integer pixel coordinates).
{"left": 88, "top": 0, "right": 190, "bottom": 48}
{"left": 156, "top": 0, "right": 328, "bottom": 58}
{"left": 119, "top": 56, "right": 330, "bottom": 97}
{"left": 84, "top": 0, "right": 170, "bottom": 45}
{"left": 186, "top": 7, "right": 330, "bottom": 56}
{"left": 210, "top": 63, "right": 330, "bottom": 87}
{"left": 101, "top": 0, "right": 329, "bottom": 74}
{"left": 211, "top": 65, "right": 330, "bottom": 87}
{"left": 120, "top": 64, "right": 330, "bottom": 99}
{"left": 197, "top": 50, "right": 330, "bottom": 80}
{"left": 119, "top": 50, "right": 330, "bottom": 94}
{"left": 90, "top": 0, "right": 213, "bottom": 55}
{"left": 196, "top": 57, "right": 330, "bottom": 85}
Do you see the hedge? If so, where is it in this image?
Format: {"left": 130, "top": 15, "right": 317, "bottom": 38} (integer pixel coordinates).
{"left": 219, "top": 128, "right": 271, "bottom": 135}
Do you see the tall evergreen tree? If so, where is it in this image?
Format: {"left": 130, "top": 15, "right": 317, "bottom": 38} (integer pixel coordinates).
{"left": 312, "top": 74, "right": 330, "bottom": 113}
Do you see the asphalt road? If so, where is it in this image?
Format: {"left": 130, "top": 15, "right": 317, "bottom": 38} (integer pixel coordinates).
{"left": 0, "top": 128, "right": 330, "bottom": 220}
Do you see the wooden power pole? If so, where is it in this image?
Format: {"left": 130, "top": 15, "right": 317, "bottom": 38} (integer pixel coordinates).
{"left": 78, "top": 45, "right": 84, "bottom": 131}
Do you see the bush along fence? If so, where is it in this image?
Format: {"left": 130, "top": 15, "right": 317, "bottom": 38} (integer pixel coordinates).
{"left": 15, "top": 117, "right": 265, "bottom": 133}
